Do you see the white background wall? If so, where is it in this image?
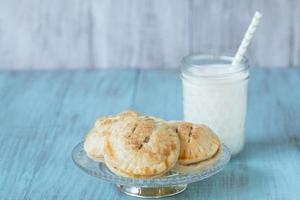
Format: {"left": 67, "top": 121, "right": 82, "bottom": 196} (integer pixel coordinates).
{"left": 0, "top": 0, "right": 299, "bottom": 70}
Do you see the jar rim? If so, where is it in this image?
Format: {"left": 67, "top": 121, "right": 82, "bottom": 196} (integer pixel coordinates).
{"left": 181, "top": 54, "right": 249, "bottom": 83}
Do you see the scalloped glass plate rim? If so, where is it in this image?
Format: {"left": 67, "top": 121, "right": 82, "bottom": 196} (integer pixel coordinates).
{"left": 72, "top": 142, "right": 231, "bottom": 187}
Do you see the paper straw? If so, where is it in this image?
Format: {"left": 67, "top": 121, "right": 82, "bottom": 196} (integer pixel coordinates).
{"left": 232, "top": 11, "right": 262, "bottom": 66}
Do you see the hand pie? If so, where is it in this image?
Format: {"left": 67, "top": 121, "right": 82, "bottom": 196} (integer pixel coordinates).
{"left": 169, "top": 122, "right": 221, "bottom": 173}
{"left": 84, "top": 111, "right": 140, "bottom": 162}
{"left": 104, "top": 116, "right": 180, "bottom": 178}
{"left": 84, "top": 128, "right": 105, "bottom": 162}
{"left": 84, "top": 111, "right": 223, "bottom": 176}
{"left": 94, "top": 110, "right": 140, "bottom": 131}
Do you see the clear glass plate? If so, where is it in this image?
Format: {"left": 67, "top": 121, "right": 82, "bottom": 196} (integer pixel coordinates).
{"left": 72, "top": 142, "right": 231, "bottom": 198}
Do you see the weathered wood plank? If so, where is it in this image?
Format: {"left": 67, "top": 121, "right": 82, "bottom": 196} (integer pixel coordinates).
{"left": 90, "top": 0, "right": 190, "bottom": 69}
{"left": 293, "top": 1, "right": 300, "bottom": 67}
{"left": 190, "top": 0, "right": 294, "bottom": 67}
{"left": 0, "top": 0, "right": 91, "bottom": 69}
{"left": 131, "top": 69, "right": 182, "bottom": 119}
{"left": 0, "top": 68, "right": 300, "bottom": 199}
{"left": 0, "top": 69, "right": 138, "bottom": 199}
{"left": 0, "top": 0, "right": 299, "bottom": 69}
{"left": 127, "top": 68, "right": 300, "bottom": 199}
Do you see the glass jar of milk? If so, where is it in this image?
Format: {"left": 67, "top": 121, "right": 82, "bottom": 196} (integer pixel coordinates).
{"left": 181, "top": 54, "right": 249, "bottom": 155}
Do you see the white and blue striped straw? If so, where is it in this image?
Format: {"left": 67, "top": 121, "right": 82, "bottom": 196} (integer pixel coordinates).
{"left": 232, "top": 11, "right": 262, "bottom": 66}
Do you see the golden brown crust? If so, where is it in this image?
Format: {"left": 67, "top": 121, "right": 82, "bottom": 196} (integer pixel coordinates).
{"left": 104, "top": 116, "right": 180, "bottom": 178}
{"left": 84, "top": 111, "right": 140, "bottom": 162}
{"left": 94, "top": 110, "right": 140, "bottom": 132}
{"left": 85, "top": 111, "right": 222, "bottom": 177}
{"left": 83, "top": 128, "right": 105, "bottom": 162}
{"left": 171, "top": 145, "right": 223, "bottom": 173}
{"left": 118, "top": 110, "right": 140, "bottom": 118}
{"left": 169, "top": 121, "right": 220, "bottom": 165}
{"left": 104, "top": 156, "right": 169, "bottom": 179}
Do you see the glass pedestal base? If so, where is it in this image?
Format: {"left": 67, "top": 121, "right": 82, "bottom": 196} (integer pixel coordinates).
{"left": 116, "top": 184, "right": 187, "bottom": 198}
{"left": 72, "top": 142, "right": 231, "bottom": 199}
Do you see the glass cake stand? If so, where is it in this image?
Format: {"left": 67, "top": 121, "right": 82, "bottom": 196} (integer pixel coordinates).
{"left": 72, "top": 142, "right": 231, "bottom": 198}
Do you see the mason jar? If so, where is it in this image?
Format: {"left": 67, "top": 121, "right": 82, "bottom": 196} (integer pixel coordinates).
{"left": 181, "top": 54, "right": 249, "bottom": 155}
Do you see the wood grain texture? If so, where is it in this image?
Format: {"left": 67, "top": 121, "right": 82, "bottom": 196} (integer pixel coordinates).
{"left": 90, "top": 0, "right": 190, "bottom": 69}
{"left": 293, "top": 1, "right": 300, "bottom": 67}
{"left": 0, "top": 0, "right": 91, "bottom": 69}
{"left": 0, "top": 69, "right": 138, "bottom": 199}
{"left": 0, "top": 0, "right": 300, "bottom": 69}
{"left": 190, "top": 0, "right": 295, "bottom": 68}
{"left": 0, "top": 68, "right": 300, "bottom": 199}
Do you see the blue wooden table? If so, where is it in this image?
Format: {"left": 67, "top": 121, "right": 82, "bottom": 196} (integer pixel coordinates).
{"left": 0, "top": 68, "right": 299, "bottom": 200}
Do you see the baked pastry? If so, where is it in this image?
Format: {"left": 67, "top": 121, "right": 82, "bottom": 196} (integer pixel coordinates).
{"left": 94, "top": 110, "right": 140, "bottom": 131}
{"left": 171, "top": 146, "right": 222, "bottom": 173}
{"left": 104, "top": 116, "right": 180, "bottom": 178}
{"left": 84, "top": 128, "right": 105, "bottom": 162}
{"left": 84, "top": 111, "right": 223, "bottom": 176}
{"left": 169, "top": 121, "right": 221, "bottom": 173}
{"left": 84, "top": 111, "right": 140, "bottom": 162}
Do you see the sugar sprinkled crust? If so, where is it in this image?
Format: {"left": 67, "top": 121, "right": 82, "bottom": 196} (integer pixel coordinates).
{"left": 84, "top": 128, "right": 105, "bottom": 162}
{"left": 94, "top": 110, "right": 140, "bottom": 132}
{"left": 169, "top": 121, "right": 220, "bottom": 165}
{"left": 104, "top": 116, "right": 180, "bottom": 178}
{"left": 171, "top": 145, "right": 223, "bottom": 173}
{"left": 84, "top": 111, "right": 223, "bottom": 177}
{"left": 84, "top": 111, "right": 140, "bottom": 162}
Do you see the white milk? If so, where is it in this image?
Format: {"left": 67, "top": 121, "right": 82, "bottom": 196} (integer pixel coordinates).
{"left": 181, "top": 56, "right": 249, "bottom": 156}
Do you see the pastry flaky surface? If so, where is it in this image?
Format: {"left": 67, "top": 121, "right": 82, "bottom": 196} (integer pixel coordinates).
{"left": 84, "top": 128, "right": 105, "bottom": 162}
{"left": 171, "top": 145, "right": 223, "bottom": 173}
{"left": 84, "top": 111, "right": 223, "bottom": 177}
{"left": 169, "top": 121, "right": 221, "bottom": 166}
{"left": 84, "top": 111, "right": 140, "bottom": 162}
{"left": 104, "top": 116, "right": 180, "bottom": 178}
{"left": 94, "top": 110, "right": 140, "bottom": 131}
